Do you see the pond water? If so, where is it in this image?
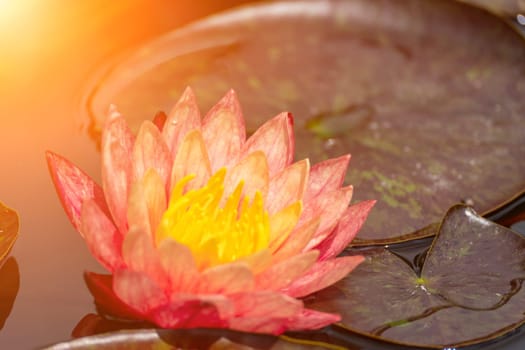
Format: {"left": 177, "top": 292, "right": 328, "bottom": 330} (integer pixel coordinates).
{"left": 0, "top": 1, "right": 524, "bottom": 349}
{"left": 0, "top": 2, "right": 255, "bottom": 348}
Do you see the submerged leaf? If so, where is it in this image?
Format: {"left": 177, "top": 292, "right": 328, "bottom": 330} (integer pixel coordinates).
{"left": 306, "top": 205, "right": 525, "bottom": 348}
{"left": 0, "top": 202, "right": 19, "bottom": 261}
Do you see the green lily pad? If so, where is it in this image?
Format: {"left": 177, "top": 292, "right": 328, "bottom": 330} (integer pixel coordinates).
{"left": 0, "top": 201, "right": 18, "bottom": 261}
{"left": 304, "top": 205, "right": 525, "bottom": 348}
{"left": 45, "top": 327, "right": 347, "bottom": 350}
{"left": 86, "top": 0, "right": 525, "bottom": 245}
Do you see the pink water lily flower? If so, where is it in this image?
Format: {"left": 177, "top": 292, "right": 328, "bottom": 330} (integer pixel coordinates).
{"left": 47, "top": 88, "right": 374, "bottom": 334}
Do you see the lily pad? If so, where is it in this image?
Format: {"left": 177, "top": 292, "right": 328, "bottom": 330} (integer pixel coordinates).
{"left": 86, "top": 0, "right": 525, "bottom": 244}
{"left": 0, "top": 201, "right": 19, "bottom": 261}
{"left": 305, "top": 205, "right": 525, "bottom": 348}
{"left": 45, "top": 328, "right": 346, "bottom": 350}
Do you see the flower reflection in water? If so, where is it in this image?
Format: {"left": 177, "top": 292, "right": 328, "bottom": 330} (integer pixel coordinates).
{"left": 0, "top": 257, "right": 20, "bottom": 331}
{"left": 0, "top": 201, "right": 19, "bottom": 332}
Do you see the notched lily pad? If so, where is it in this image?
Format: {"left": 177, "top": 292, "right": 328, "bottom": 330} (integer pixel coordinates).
{"left": 0, "top": 201, "right": 19, "bottom": 261}
{"left": 45, "top": 327, "right": 346, "bottom": 350}
{"left": 305, "top": 205, "right": 525, "bottom": 348}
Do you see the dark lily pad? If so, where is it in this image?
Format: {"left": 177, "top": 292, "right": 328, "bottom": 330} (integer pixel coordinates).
{"left": 45, "top": 327, "right": 347, "bottom": 350}
{"left": 86, "top": 0, "right": 525, "bottom": 244}
{"left": 0, "top": 201, "right": 18, "bottom": 261}
{"left": 305, "top": 205, "right": 525, "bottom": 348}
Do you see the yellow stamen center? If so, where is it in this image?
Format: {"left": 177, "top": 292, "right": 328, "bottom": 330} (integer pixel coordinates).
{"left": 156, "top": 168, "right": 270, "bottom": 268}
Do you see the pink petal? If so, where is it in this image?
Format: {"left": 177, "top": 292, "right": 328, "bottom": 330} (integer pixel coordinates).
{"left": 149, "top": 298, "right": 227, "bottom": 329}
{"left": 113, "top": 269, "right": 169, "bottom": 315}
{"left": 199, "top": 262, "right": 255, "bottom": 294}
{"left": 121, "top": 227, "right": 168, "bottom": 289}
{"left": 127, "top": 169, "right": 167, "bottom": 241}
{"left": 301, "top": 185, "right": 354, "bottom": 250}
{"left": 228, "top": 291, "right": 303, "bottom": 334}
{"left": 80, "top": 199, "right": 124, "bottom": 271}
{"left": 224, "top": 151, "right": 269, "bottom": 200}
{"left": 272, "top": 217, "right": 320, "bottom": 263}
{"left": 202, "top": 89, "right": 245, "bottom": 171}
{"left": 231, "top": 291, "right": 302, "bottom": 318}
{"left": 46, "top": 151, "right": 109, "bottom": 233}
{"left": 242, "top": 112, "right": 294, "bottom": 177}
{"left": 316, "top": 200, "right": 376, "bottom": 261}
{"left": 132, "top": 121, "right": 171, "bottom": 191}
{"left": 265, "top": 159, "right": 309, "bottom": 215}
{"left": 255, "top": 250, "right": 318, "bottom": 290}
{"left": 170, "top": 130, "right": 211, "bottom": 192}
{"left": 170, "top": 293, "right": 235, "bottom": 320}
{"left": 84, "top": 272, "right": 143, "bottom": 320}
{"left": 286, "top": 308, "right": 341, "bottom": 331}
{"left": 230, "top": 317, "right": 287, "bottom": 335}
{"left": 162, "top": 87, "right": 202, "bottom": 156}
{"left": 281, "top": 255, "right": 364, "bottom": 298}
{"left": 157, "top": 239, "right": 198, "bottom": 293}
{"left": 101, "top": 113, "right": 135, "bottom": 234}
{"left": 304, "top": 155, "right": 350, "bottom": 203}
{"left": 238, "top": 248, "right": 273, "bottom": 274}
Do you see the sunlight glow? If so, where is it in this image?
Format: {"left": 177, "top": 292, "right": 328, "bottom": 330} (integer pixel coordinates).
{"left": 0, "top": 0, "right": 37, "bottom": 32}
{"left": 0, "top": 1, "right": 54, "bottom": 96}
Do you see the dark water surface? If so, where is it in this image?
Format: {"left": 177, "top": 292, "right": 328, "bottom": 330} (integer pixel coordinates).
{"left": 1, "top": 1, "right": 525, "bottom": 349}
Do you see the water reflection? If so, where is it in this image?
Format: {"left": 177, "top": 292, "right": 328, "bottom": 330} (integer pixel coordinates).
{"left": 70, "top": 311, "right": 435, "bottom": 349}
{"left": 0, "top": 257, "right": 19, "bottom": 331}
{"left": 72, "top": 314, "right": 149, "bottom": 339}
{"left": 61, "top": 325, "right": 357, "bottom": 350}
